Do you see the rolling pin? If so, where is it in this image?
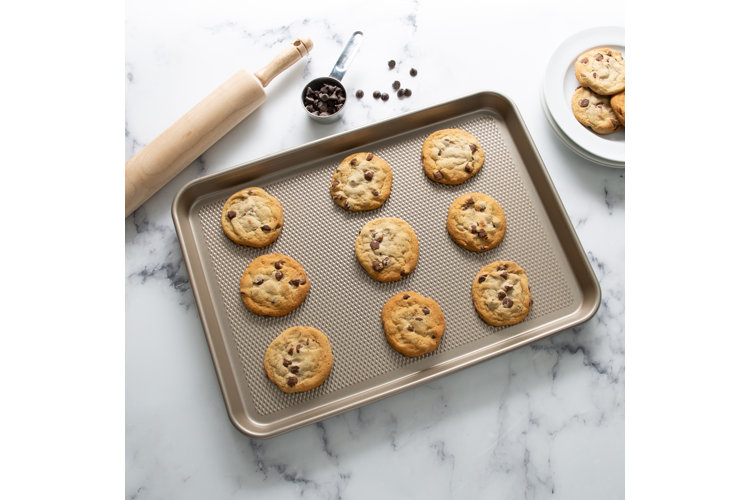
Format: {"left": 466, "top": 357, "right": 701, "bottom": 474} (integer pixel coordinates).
{"left": 125, "top": 37, "right": 313, "bottom": 217}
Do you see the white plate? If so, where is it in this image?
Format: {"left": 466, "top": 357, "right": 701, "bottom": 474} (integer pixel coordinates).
{"left": 541, "top": 91, "right": 623, "bottom": 168}
{"left": 543, "top": 26, "right": 625, "bottom": 165}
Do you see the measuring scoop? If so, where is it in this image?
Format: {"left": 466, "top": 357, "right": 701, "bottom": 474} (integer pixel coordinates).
{"left": 302, "top": 31, "right": 363, "bottom": 123}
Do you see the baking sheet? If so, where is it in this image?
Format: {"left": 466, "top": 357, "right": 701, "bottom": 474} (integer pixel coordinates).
{"left": 172, "top": 92, "right": 601, "bottom": 438}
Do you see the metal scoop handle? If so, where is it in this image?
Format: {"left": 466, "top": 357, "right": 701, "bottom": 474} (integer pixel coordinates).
{"left": 329, "top": 31, "right": 363, "bottom": 81}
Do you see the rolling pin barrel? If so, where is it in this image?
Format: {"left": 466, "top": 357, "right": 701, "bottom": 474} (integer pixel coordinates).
{"left": 125, "top": 37, "right": 313, "bottom": 217}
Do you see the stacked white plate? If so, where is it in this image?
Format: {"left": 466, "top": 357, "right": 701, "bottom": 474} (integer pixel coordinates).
{"left": 541, "top": 26, "right": 625, "bottom": 168}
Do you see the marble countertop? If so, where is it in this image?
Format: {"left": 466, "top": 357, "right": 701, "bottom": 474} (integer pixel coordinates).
{"left": 125, "top": 1, "right": 624, "bottom": 498}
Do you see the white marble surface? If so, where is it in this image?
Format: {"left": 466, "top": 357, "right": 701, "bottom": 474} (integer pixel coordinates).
{"left": 125, "top": 1, "right": 624, "bottom": 498}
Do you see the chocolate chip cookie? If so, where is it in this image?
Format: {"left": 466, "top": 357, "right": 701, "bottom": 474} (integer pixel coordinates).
{"left": 574, "top": 47, "right": 625, "bottom": 96}
{"left": 264, "top": 326, "right": 333, "bottom": 393}
{"left": 421, "top": 129, "right": 485, "bottom": 185}
{"left": 330, "top": 152, "right": 393, "bottom": 211}
{"left": 354, "top": 217, "right": 419, "bottom": 282}
{"left": 446, "top": 192, "right": 506, "bottom": 252}
{"left": 610, "top": 91, "right": 625, "bottom": 126}
{"left": 221, "top": 187, "right": 284, "bottom": 247}
{"left": 571, "top": 87, "right": 622, "bottom": 135}
{"left": 472, "top": 261, "right": 532, "bottom": 326}
{"left": 239, "top": 253, "right": 310, "bottom": 316}
{"left": 381, "top": 291, "right": 446, "bottom": 357}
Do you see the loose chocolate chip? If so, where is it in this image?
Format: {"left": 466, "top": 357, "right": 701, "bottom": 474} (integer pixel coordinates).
{"left": 364, "top": 171, "right": 373, "bottom": 181}
{"left": 397, "top": 89, "right": 405, "bottom": 97}
{"left": 381, "top": 92, "right": 390, "bottom": 101}
{"left": 372, "top": 189, "right": 380, "bottom": 196}
{"left": 275, "top": 271, "right": 283, "bottom": 281}
{"left": 434, "top": 171, "right": 443, "bottom": 180}
{"left": 407, "top": 325, "right": 414, "bottom": 331}
{"left": 404, "top": 88, "right": 412, "bottom": 97}
{"left": 372, "top": 260, "right": 384, "bottom": 271}
{"left": 388, "top": 59, "right": 396, "bottom": 69}
{"left": 287, "top": 376, "right": 298, "bottom": 387}
{"left": 422, "top": 307, "right": 430, "bottom": 315}
{"left": 579, "top": 99, "right": 589, "bottom": 107}
{"left": 596, "top": 54, "right": 603, "bottom": 61}
{"left": 478, "top": 275, "right": 487, "bottom": 283}
{"left": 581, "top": 57, "right": 588, "bottom": 63}
{"left": 403, "top": 294, "right": 410, "bottom": 300}
{"left": 283, "top": 359, "right": 291, "bottom": 367}
{"left": 373, "top": 90, "right": 381, "bottom": 99}
{"left": 410, "top": 68, "right": 417, "bottom": 76}
{"left": 261, "top": 225, "right": 272, "bottom": 232}
{"left": 227, "top": 210, "right": 237, "bottom": 219}
{"left": 392, "top": 80, "right": 401, "bottom": 90}
{"left": 497, "top": 290, "right": 506, "bottom": 300}
{"left": 370, "top": 240, "right": 380, "bottom": 250}
{"left": 274, "top": 261, "right": 282, "bottom": 269}
{"left": 356, "top": 89, "right": 364, "bottom": 98}
{"left": 502, "top": 298, "right": 514, "bottom": 308}
{"left": 290, "top": 279, "right": 300, "bottom": 286}
{"left": 350, "top": 158, "right": 359, "bottom": 166}
{"left": 254, "top": 277, "right": 264, "bottom": 285}
{"left": 290, "top": 365, "right": 300, "bottom": 374}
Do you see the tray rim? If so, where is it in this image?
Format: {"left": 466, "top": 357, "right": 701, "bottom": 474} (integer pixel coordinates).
{"left": 172, "top": 91, "right": 602, "bottom": 438}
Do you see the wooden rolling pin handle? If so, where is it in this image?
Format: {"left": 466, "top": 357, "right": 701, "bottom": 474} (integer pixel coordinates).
{"left": 124, "top": 37, "right": 313, "bottom": 217}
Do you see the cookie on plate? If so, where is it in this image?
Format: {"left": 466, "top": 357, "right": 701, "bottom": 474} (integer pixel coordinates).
{"left": 263, "top": 326, "right": 333, "bottom": 393}
{"left": 355, "top": 217, "right": 419, "bottom": 282}
{"left": 239, "top": 253, "right": 310, "bottom": 316}
{"left": 446, "top": 192, "right": 506, "bottom": 252}
{"left": 571, "top": 87, "right": 622, "bottom": 135}
{"left": 421, "top": 129, "right": 485, "bottom": 185}
{"left": 574, "top": 47, "right": 625, "bottom": 96}
{"left": 381, "top": 291, "right": 446, "bottom": 357}
{"left": 610, "top": 91, "right": 625, "bottom": 126}
{"left": 472, "top": 261, "right": 532, "bottom": 326}
{"left": 330, "top": 152, "right": 393, "bottom": 211}
{"left": 221, "top": 187, "right": 284, "bottom": 247}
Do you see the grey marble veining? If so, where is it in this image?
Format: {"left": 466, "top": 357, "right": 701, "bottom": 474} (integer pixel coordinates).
{"left": 125, "top": 1, "right": 624, "bottom": 498}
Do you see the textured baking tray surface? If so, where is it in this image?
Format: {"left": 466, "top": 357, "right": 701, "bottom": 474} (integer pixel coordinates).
{"left": 192, "top": 111, "right": 578, "bottom": 418}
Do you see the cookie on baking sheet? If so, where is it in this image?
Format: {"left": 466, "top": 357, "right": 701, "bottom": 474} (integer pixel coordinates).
{"left": 239, "top": 253, "right": 310, "bottom": 316}
{"left": 571, "top": 87, "right": 622, "bottom": 135}
{"left": 421, "top": 129, "right": 485, "bottom": 185}
{"left": 221, "top": 187, "right": 284, "bottom": 247}
{"left": 574, "top": 47, "right": 625, "bottom": 96}
{"left": 264, "top": 326, "right": 333, "bottom": 393}
{"left": 381, "top": 291, "right": 446, "bottom": 357}
{"left": 330, "top": 152, "right": 393, "bottom": 211}
{"left": 447, "top": 192, "right": 506, "bottom": 252}
{"left": 610, "top": 91, "right": 625, "bottom": 126}
{"left": 472, "top": 261, "right": 532, "bottom": 326}
{"left": 354, "top": 217, "right": 419, "bottom": 282}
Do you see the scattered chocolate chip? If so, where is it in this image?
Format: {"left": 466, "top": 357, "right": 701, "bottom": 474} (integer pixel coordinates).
{"left": 364, "top": 171, "right": 374, "bottom": 181}
{"left": 381, "top": 92, "right": 390, "bottom": 101}
{"left": 422, "top": 307, "right": 430, "bottom": 315}
{"left": 497, "top": 290, "right": 506, "bottom": 300}
{"left": 287, "top": 376, "right": 298, "bottom": 387}
{"left": 283, "top": 359, "right": 291, "bottom": 367}
{"left": 403, "top": 294, "right": 410, "bottom": 300}
{"left": 388, "top": 59, "right": 396, "bottom": 69}
{"left": 253, "top": 277, "right": 264, "bottom": 285}
{"left": 227, "top": 210, "right": 237, "bottom": 219}
{"left": 397, "top": 89, "right": 405, "bottom": 97}
{"left": 392, "top": 80, "right": 401, "bottom": 90}
{"left": 290, "top": 365, "right": 299, "bottom": 374}
{"left": 373, "top": 90, "right": 381, "bottom": 99}
{"left": 275, "top": 271, "right": 283, "bottom": 281}
{"left": 370, "top": 240, "right": 380, "bottom": 250}
{"left": 502, "top": 298, "right": 514, "bottom": 308}
{"left": 407, "top": 325, "right": 414, "bottom": 331}
{"left": 478, "top": 275, "right": 487, "bottom": 283}
{"left": 372, "top": 189, "right": 380, "bottom": 196}
{"left": 410, "top": 68, "right": 417, "bottom": 77}
{"left": 261, "top": 225, "right": 272, "bottom": 232}
{"left": 274, "top": 261, "right": 282, "bottom": 269}
{"left": 579, "top": 99, "right": 589, "bottom": 107}
{"left": 434, "top": 171, "right": 443, "bottom": 180}
{"left": 355, "top": 90, "right": 363, "bottom": 98}
{"left": 404, "top": 88, "right": 412, "bottom": 97}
